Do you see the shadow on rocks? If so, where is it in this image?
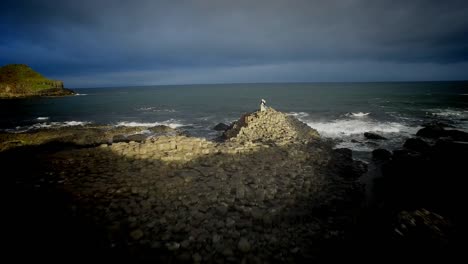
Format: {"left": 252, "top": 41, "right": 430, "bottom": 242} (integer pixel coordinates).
{"left": 1, "top": 137, "right": 366, "bottom": 263}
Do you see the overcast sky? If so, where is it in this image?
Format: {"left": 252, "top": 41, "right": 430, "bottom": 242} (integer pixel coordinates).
{"left": 1, "top": 0, "right": 468, "bottom": 87}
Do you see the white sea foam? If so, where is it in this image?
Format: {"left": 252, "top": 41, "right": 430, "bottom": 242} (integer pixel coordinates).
{"left": 347, "top": 112, "right": 370, "bottom": 117}
{"left": 74, "top": 93, "right": 88, "bottom": 96}
{"left": 287, "top": 112, "right": 310, "bottom": 119}
{"left": 116, "top": 119, "right": 185, "bottom": 129}
{"left": 430, "top": 109, "right": 468, "bottom": 118}
{"left": 9, "top": 121, "right": 90, "bottom": 132}
{"left": 60, "top": 121, "right": 90, "bottom": 126}
{"left": 306, "top": 119, "right": 415, "bottom": 138}
{"left": 136, "top": 107, "right": 176, "bottom": 113}
{"left": 36, "top": 117, "right": 49, "bottom": 120}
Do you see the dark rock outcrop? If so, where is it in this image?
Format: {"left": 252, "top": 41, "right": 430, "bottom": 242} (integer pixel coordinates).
{"left": 416, "top": 125, "right": 445, "bottom": 138}
{"left": 364, "top": 132, "right": 387, "bottom": 140}
{"left": 416, "top": 124, "right": 468, "bottom": 141}
{"left": 374, "top": 130, "right": 467, "bottom": 234}
{"left": 372, "top": 148, "right": 392, "bottom": 161}
{"left": 213, "top": 123, "right": 230, "bottom": 131}
{"left": 403, "top": 138, "right": 430, "bottom": 153}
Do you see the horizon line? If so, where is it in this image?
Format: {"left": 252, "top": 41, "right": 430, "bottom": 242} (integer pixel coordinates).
{"left": 73, "top": 80, "right": 468, "bottom": 89}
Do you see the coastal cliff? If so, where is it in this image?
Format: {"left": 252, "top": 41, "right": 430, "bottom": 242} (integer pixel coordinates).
{"left": 0, "top": 64, "right": 74, "bottom": 98}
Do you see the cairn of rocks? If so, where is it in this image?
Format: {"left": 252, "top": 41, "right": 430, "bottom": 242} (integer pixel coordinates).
{"left": 223, "top": 107, "right": 320, "bottom": 144}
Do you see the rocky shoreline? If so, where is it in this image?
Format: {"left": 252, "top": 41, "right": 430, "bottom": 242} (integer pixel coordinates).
{"left": 2, "top": 108, "right": 464, "bottom": 262}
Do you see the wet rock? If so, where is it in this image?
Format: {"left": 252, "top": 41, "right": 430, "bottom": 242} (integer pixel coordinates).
{"left": 364, "top": 132, "right": 387, "bottom": 140}
{"left": 372, "top": 148, "right": 392, "bottom": 161}
{"left": 112, "top": 135, "right": 129, "bottom": 143}
{"left": 149, "top": 125, "right": 175, "bottom": 134}
{"left": 403, "top": 138, "right": 430, "bottom": 153}
{"left": 416, "top": 125, "right": 445, "bottom": 138}
{"left": 213, "top": 123, "right": 230, "bottom": 131}
{"left": 444, "top": 129, "right": 468, "bottom": 142}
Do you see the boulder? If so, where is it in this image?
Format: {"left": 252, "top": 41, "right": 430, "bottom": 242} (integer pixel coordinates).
{"left": 416, "top": 125, "right": 445, "bottom": 138}
{"left": 372, "top": 148, "right": 392, "bottom": 161}
{"left": 364, "top": 132, "right": 387, "bottom": 140}
{"left": 403, "top": 138, "right": 430, "bottom": 153}
{"left": 213, "top": 123, "right": 230, "bottom": 131}
{"left": 444, "top": 129, "right": 468, "bottom": 142}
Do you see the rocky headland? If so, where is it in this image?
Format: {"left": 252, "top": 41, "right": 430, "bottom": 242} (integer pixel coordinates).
{"left": 0, "top": 64, "right": 74, "bottom": 98}
{"left": 3, "top": 108, "right": 367, "bottom": 262}
{"left": 2, "top": 108, "right": 464, "bottom": 262}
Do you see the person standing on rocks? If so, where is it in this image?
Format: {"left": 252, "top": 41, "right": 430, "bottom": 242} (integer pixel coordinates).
{"left": 260, "top": 99, "right": 267, "bottom": 111}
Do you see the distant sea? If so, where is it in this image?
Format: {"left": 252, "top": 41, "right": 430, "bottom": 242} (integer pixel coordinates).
{"left": 1, "top": 82, "right": 467, "bottom": 156}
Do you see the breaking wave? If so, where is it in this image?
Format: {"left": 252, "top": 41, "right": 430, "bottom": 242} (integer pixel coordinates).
{"left": 346, "top": 112, "right": 370, "bottom": 117}
{"left": 429, "top": 109, "right": 468, "bottom": 118}
{"left": 115, "top": 119, "right": 186, "bottom": 129}
{"left": 8, "top": 121, "right": 91, "bottom": 132}
{"left": 286, "top": 112, "right": 310, "bottom": 119}
{"left": 136, "top": 107, "right": 177, "bottom": 113}
{"left": 306, "top": 119, "right": 415, "bottom": 138}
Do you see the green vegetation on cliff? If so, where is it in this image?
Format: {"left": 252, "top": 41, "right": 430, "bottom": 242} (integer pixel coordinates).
{"left": 0, "top": 64, "right": 74, "bottom": 97}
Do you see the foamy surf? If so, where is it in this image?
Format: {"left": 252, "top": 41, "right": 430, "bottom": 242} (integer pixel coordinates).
{"left": 8, "top": 121, "right": 91, "bottom": 132}
{"left": 287, "top": 112, "right": 310, "bottom": 119}
{"left": 429, "top": 109, "right": 468, "bottom": 118}
{"left": 116, "top": 119, "right": 185, "bottom": 129}
{"left": 306, "top": 119, "right": 416, "bottom": 138}
{"left": 36, "top": 117, "right": 49, "bottom": 120}
{"left": 346, "top": 112, "right": 370, "bottom": 117}
{"left": 74, "top": 93, "right": 88, "bottom": 96}
{"left": 136, "top": 107, "right": 177, "bottom": 113}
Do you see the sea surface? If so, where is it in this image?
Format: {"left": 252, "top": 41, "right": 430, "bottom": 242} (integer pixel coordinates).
{"left": 1, "top": 82, "right": 468, "bottom": 155}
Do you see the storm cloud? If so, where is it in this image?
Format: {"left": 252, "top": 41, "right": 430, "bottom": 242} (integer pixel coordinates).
{"left": 1, "top": 0, "right": 468, "bottom": 87}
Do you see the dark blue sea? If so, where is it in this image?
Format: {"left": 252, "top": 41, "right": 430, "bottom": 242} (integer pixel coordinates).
{"left": 1, "top": 82, "right": 468, "bottom": 153}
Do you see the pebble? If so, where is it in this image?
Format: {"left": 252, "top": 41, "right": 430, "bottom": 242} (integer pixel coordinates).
{"left": 237, "top": 237, "right": 251, "bottom": 253}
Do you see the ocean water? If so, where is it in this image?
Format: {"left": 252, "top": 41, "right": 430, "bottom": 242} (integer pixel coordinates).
{"left": 1, "top": 82, "right": 467, "bottom": 153}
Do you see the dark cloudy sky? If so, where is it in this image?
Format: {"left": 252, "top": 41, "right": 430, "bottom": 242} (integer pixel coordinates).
{"left": 1, "top": 0, "right": 468, "bottom": 87}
